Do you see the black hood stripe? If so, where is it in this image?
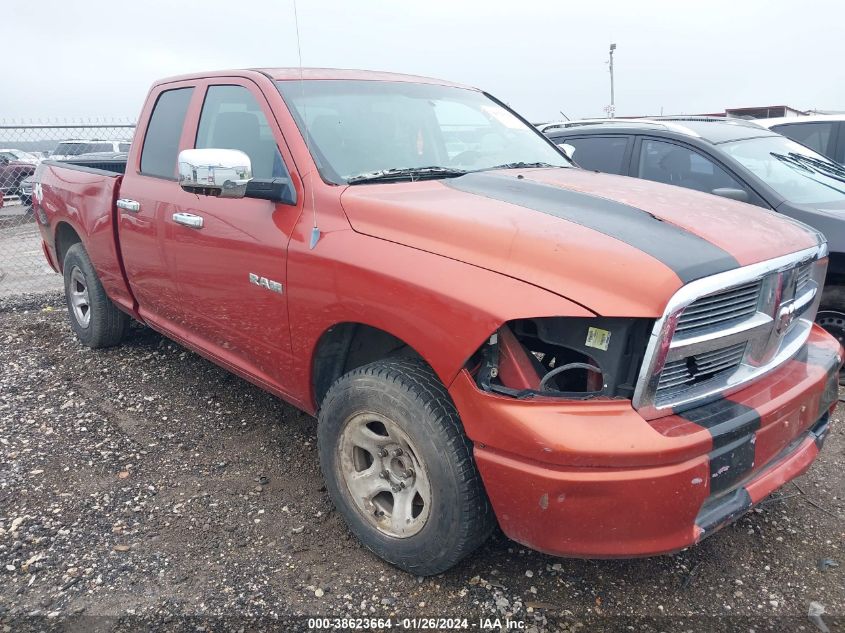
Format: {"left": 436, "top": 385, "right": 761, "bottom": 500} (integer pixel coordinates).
{"left": 445, "top": 172, "right": 740, "bottom": 283}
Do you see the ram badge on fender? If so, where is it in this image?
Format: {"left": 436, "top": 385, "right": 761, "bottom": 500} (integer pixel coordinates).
{"left": 32, "top": 68, "right": 842, "bottom": 575}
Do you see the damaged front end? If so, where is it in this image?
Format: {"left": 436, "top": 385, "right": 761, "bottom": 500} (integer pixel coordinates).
{"left": 469, "top": 317, "right": 654, "bottom": 400}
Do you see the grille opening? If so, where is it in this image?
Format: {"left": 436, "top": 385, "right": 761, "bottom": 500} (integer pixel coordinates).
{"left": 656, "top": 342, "right": 747, "bottom": 403}
{"left": 796, "top": 263, "right": 812, "bottom": 293}
{"left": 675, "top": 281, "right": 762, "bottom": 336}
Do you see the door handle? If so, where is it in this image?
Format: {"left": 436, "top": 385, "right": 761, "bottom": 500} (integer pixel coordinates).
{"left": 116, "top": 198, "right": 140, "bottom": 212}
{"left": 172, "top": 212, "right": 204, "bottom": 229}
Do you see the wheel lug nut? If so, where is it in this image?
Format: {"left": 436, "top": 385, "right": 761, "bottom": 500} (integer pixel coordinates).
{"left": 391, "top": 485, "right": 400, "bottom": 492}
{"left": 378, "top": 448, "right": 388, "bottom": 458}
{"left": 403, "top": 469, "right": 414, "bottom": 479}
{"left": 380, "top": 470, "right": 390, "bottom": 479}
{"left": 392, "top": 448, "right": 403, "bottom": 457}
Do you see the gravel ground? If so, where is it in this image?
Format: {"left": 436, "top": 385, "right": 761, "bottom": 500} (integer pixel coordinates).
{"left": 1, "top": 292, "right": 844, "bottom": 633}
{"left": 0, "top": 218, "right": 62, "bottom": 298}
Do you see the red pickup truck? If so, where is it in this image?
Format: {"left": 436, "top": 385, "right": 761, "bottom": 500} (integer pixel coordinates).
{"left": 34, "top": 69, "right": 841, "bottom": 575}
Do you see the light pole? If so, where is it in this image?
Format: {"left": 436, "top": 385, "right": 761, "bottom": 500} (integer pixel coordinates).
{"left": 608, "top": 43, "right": 616, "bottom": 118}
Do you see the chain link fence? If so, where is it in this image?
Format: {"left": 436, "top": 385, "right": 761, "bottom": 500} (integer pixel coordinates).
{"left": 0, "top": 121, "right": 135, "bottom": 298}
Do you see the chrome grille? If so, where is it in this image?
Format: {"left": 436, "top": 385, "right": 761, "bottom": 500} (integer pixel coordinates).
{"left": 656, "top": 342, "right": 747, "bottom": 404}
{"left": 796, "top": 263, "right": 812, "bottom": 294}
{"left": 633, "top": 244, "right": 827, "bottom": 420}
{"left": 675, "top": 281, "right": 761, "bottom": 336}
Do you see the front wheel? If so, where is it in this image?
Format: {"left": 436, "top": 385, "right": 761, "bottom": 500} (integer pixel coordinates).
{"left": 63, "top": 243, "right": 128, "bottom": 348}
{"left": 318, "top": 358, "right": 494, "bottom": 575}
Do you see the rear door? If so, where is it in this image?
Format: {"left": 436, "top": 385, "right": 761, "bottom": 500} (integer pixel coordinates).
{"left": 113, "top": 81, "right": 199, "bottom": 330}
{"left": 162, "top": 78, "right": 303, "bottom": 394}
{"left": 549, "top": 134, "right": 632, "bottom": 175}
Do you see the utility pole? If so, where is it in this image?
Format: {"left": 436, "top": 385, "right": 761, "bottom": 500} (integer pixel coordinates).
{"left": 608, "top": 43, "right": 616, "bottom": 118}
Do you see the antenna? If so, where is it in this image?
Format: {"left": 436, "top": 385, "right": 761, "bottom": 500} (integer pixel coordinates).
{"left": 292, "top": 0, "right": 320, "bottom": 249}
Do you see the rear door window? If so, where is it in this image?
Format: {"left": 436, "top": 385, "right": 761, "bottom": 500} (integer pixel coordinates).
{"left": 553, "top": 135, "right": 630, "bottom": 174}
{"left": 140, "top": 87, "right": 194, "bottom": 178}
{"left": 637, "top": 138, "right": 745, "bottom": 194}
{"left": 771, "top": 122, "right": 836, "bottom": 158}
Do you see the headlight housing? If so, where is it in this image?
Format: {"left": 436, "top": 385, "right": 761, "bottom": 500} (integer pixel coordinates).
{"left": 470, "top": 316, "right": 653, "bottom": 399}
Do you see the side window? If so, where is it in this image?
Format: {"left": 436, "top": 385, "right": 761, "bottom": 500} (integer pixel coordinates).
{"left": 196, "top": 85, "right": 288, "bottom": 180}
{"left": 637, "top": 139, "right": 744, "bottom": 194}
{"left": 772, "top": 122, "right": 835, "bottom": 158}
{"left": 557, "top": 136, "right": 629, "bottom": 175}
{"left": 140, "top": 87, "right": 193, "bottom": 178}
{"left": 837, "top": 123, "right": 845, "bottom": 164}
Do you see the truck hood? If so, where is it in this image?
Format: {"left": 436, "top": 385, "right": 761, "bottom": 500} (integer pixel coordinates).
{"left": 340, "top": 168, "right": 820, "bottom": 317}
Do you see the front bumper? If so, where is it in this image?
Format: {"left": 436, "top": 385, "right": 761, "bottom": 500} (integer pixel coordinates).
{"left": 449, "top": 324, "right": 841, "bottom": 558}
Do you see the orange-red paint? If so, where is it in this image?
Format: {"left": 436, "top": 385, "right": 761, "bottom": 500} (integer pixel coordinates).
{"left": 34, "top": 69, "right": 842, "bottom": 560}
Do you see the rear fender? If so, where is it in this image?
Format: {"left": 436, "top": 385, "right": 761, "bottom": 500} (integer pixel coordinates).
{"left": 36, "top": 163, "right": 135, "bottom": 313}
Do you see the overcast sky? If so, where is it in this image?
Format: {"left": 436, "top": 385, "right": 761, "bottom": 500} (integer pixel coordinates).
{"left": 4, "top": 0, "right": 844, "bottom": 123}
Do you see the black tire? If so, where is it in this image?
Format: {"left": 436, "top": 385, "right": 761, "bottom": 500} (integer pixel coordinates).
{"left": 63, "top": 243, "right": 128, "bottom": 349}
{"left": 818, "top": 284, "right": 845, "bottom": 384}
{"left": 318, "top": 358, "right": 494, "bottom": 575}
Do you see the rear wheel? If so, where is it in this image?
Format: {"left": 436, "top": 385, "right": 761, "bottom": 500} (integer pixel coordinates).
{"left": 63, "top": 243, "right": 128, "bottom": 348}
{"left": 318, "top": 358, "right": 494, "bottom": 575}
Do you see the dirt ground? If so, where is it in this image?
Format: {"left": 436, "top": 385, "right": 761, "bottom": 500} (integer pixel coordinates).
{"left": 1, "top": 292, "right": 843, "bottom": 633}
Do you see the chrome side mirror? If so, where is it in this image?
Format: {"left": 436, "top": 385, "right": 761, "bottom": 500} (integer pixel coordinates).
{"left": 178, "top": 148, "right": 252, "bottom": 199}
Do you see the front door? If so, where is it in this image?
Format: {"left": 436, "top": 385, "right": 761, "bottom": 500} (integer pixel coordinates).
{"left": 164, "top": 79, "right": 302, "bottom": 394}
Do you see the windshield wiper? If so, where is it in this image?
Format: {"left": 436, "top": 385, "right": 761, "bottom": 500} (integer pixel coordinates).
{"left": 347, "top": 166, "right": 467, "bottom": 184}
{"left": 787, "top": 152, "right": 845, "bottom": 180}
{"left": 770, "top": 152, "right": 845, "bottom": 185}
{"left": 476, "top": 161, "right": 563, "bottom": 172}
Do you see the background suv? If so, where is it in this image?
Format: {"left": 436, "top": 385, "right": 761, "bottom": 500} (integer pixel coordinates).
{"left": 542, "top": 117, "right": 845, "bottom": 344}
{"left": 756, "top": 114, "right": 845, "bottom": 164}
{"left": 48, "top": 139, "right": 131, "bottom": 160}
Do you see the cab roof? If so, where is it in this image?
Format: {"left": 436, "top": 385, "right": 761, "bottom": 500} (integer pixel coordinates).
{"left": 157, "top": 68, "right": 473, "bottom": 90}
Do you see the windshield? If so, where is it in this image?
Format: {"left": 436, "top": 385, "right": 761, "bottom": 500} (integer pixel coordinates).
{"left": 720, "top": 136, "right": 845, "bottom": 205}
{"left": 276, "top": 80, "right": 570, "bottom": 184}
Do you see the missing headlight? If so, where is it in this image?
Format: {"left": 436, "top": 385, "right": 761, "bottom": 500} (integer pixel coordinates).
{"left": 470, "top": 317, "right": 653, "bottom": 400}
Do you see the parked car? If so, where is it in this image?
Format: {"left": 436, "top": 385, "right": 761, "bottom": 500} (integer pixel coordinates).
{"left": 756, "top": 114, "right": 845, "bottom": 164}
{"left": 34, "top": 69, "right": 840, "bottom": 575}
{"left": 0, "top": 148, "right": 41, "bottom": 165}
{"left": 48, "top": 139, "right": 131, "bottom": 161}
{"left": 0, "top": 153, "right": 35, "bottom": 195}
{"left": 18, "top": 175, "right": 34, "bottom": 207}
{"left": 543, "top": 117, "right": 845, "bottom": 343}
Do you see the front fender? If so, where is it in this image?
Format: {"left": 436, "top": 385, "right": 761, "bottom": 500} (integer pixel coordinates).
{"left": 287, "top": 230, "right": 594, "bottom": 413}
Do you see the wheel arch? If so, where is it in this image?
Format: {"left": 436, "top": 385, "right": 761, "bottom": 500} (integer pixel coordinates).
{"left": 54, "top": 221, "right": 83, "bottom": 271}
{"left": 311, "top": 322, "right": 426, "bottom": 410}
